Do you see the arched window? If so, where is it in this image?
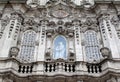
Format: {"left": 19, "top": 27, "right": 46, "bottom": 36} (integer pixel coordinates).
{"left": 19, "top": 30, "right": 36, "bottom": 63}
{"left": 53, "top": 35, "right": 67, "bottom": 59}
{"left": 85, "top": 30, "right": 100, "bottom": 62}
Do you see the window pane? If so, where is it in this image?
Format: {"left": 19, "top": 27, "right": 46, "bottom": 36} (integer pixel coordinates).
{"left": 19, "top": 30, "right": 36, "bottom": 63}
{"left": 85, "top": 30, "right": 100, "bottom": 62}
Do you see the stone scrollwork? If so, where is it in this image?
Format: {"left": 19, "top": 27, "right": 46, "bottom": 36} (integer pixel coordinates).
{"left": 111, "top": 16, "right": 120, "bottom": 29}
{"left": 84, "top": 17, "right": 94, "bottom": 26}
{"left": 72, "top": 19, "right": 81, "bottom": 26}
{"left": 100, "top": 47, "right": 111, "bottom": 58}
{"left": 64, "top": 22, "right": 72, "bottom": 28}
{"left": 24, "top": 18, "right": 36, "bottom": 26}
{"left": 0, "top": 16, "right": 10, "bottom": 39}
{"left": 1, "top": 16, "right": 10, "bottom": 30}
{"left": 66, "top": 28, "right": 74, "bottom": 37}
{"left": 10, "top": 12, "right": 23, "bottom": 22}
{"left": 46, "top": 29, "right": 54, "bottom": 37}
{"left": 23, "top": 18, "right": 38, "bottom": 31}
{"left": 56, "top": 26, "right": 65, "bottom": 34}
{"left": 81, "top": 17, "right": 98, "bottom": 32}
{"left": 9, "top": 47, "right": 19, "bottom": 58}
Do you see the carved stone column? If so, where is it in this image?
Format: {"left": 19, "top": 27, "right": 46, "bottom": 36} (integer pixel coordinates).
{"left": 37, "top": 19, "right": 48, "bottom": 61}
{"left": 0, "top": 12, "right": 23, "bottom": 57}
{"left": 72, "top": 19, "right": 83, "bottom": 61}
{"left": 111, "top": 16, "right": 120, "bottom": 57}
{"left": 98, "top": 13, "right": 120, "bottom": 58}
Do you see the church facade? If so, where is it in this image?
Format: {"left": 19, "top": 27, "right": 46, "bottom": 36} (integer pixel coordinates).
{"left": 0, "top": 0, "right": 120, "bottom": 82}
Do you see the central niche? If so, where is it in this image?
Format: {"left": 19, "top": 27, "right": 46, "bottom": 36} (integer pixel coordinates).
{"left": 53, "top": 35, "right": 67, "bottom": 59}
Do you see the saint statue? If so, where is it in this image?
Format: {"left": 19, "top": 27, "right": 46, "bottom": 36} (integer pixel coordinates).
{"left": 53, "top": 36, "right": 67, "bottom": 59}
{"left": 54, "top": 42, "right": 65, "bottom": 59}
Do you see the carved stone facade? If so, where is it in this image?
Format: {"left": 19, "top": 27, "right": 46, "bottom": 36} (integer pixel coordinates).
{"left": 0, "top": 0, "right": 120, "bottom": 82}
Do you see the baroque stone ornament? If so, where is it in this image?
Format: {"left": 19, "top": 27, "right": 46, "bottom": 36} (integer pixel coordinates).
{"left": 82, "top": 0, "right": 94, "bottom": 8}
{"left": 46, "top": 29, "right": 54, "bottom": 37}
{"left": 9, "top": 47, "right": 19, "bottom": 58}
{"left": 66, "top": 28, "right": 74, "bottom": 37}
{"left": 100, "top": 47, "right": 111, "bottom": 58}
{"left": 0, "top": 16, "right": 10, "bottom": 39}
{"left": 50, "top": 4, "right": 70, "bottom": 19}
{"left": 27, "top": 0, "right": 39, "bottom": 8}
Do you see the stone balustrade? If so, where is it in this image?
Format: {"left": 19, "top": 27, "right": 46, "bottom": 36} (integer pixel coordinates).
{"left": 86, "top": 63, "right": 102, "bottom": 73}
{"left": 18, "top": 64, "right": 33, "bottom": 73}
{"left": 44, "top": 62, "right": 76, "bottom": 72}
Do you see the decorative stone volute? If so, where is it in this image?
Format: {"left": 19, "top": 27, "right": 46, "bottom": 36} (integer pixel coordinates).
{"left": 24, "top": 18, "right": 36, "bottom": 26}
{"left": 100, "top": 47, "right": 111, "bottom": 58}
{"left": 40, "top": 19, "right": 49, "bottom": 26}
{"left": 9, "top": 47, "right": 19, "bottom": 58}
{"left": 111, "top": 16, "right": 119, "bottom": 27}
{"left": 1, "top": 16, "right": 10, "bottom": 31}
{"left": 56, "top": 26, "right": 65, "bottom": 34}
{"left": 46, "top": 29, "right": 54, "bottom": 37}
{"left": 64, "top": 22, "right": 72, "bottom": 28}
{"left": 72, "top": 19, "right": 81, "bottom": 26}
{"left": 66, "top": 29, "right": 74, "bottom": 37}
{"left": 98, "top": 13, "right": 110, "bottom": 22}
{"left": 10, "top": 12, "right": 23, "bottom": 21}
{"left": 48, "top": 21, "right": 56, "bottom": 27}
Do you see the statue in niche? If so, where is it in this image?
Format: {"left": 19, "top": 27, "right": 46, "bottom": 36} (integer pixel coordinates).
{"left": 54, "top": 36, "right": 67, "bottom": 59}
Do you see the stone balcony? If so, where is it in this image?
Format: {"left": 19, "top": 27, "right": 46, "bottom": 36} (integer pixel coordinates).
{"left": 0, "top": 58, "right": 120, "bottom": 77}
{"left": 0, "top": 57, "right": 119, "bottom": 78}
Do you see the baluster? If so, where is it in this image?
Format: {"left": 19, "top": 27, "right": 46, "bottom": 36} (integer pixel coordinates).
{"left": 72, "top": 65, "right": 75, "bottom": 72}
{"left": 95, "top": 65, "right": 98, "bottom": 73}
{"left": 89, "top": 65, "right": 91, "bottom": 73}
{"left": 45, "top": 63, "right": 48, "bottom": 72}
{"left": 63, "top": 63, "right": 65, "bottom": 72}
{"left": 65, "top": 64, "right": 67, "bottom": 72}
{"left": 18, "top": 65, "right": 21, "bottom": 73}
{"left": 49, "top": 64, "right": 52, "bottom": 72}
{"left": 53, "top": 64, "right": 56, "bottom": 72}
{"left": 69, "top": 64, "right": 71, "bottom": 72}
{"left": 51, "top": 64, "right": 53, "bottom": 72}
{"left": 93, "top": 65, "right": 95, "bottom": 73}
{"left": 61, "top": 63, "right": 64, "bottom": 71}
{"left": 55, "top": 63, "right": 58, "bottom": 72}
{"left": 22, "top": 66, "right": 25, "bottom": 73}
{"left": 47, "top": 64, "right": 50, "bottom": 72}
{"left": 87, "top": 65, "right": 90, "bottom": 73}
{"left": 98, "top": 65, "right": 102, "bottom": 72}
{"left": 30, "top": 65, "right": 33, "bottom": 73}
{"left": 71, "top": 64, "right": 73, "bottom": 72}
{"left": 26, "top": 66, "right": 29, "bottom": 73}
{"left": 91, "top": 65, "right": 93, "bottom": 73}
{"left": 59, "top": 63, "right": 62, "bottom": 72}
{"left": 67, "top": 64, "right": 69, "bottom": 72}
